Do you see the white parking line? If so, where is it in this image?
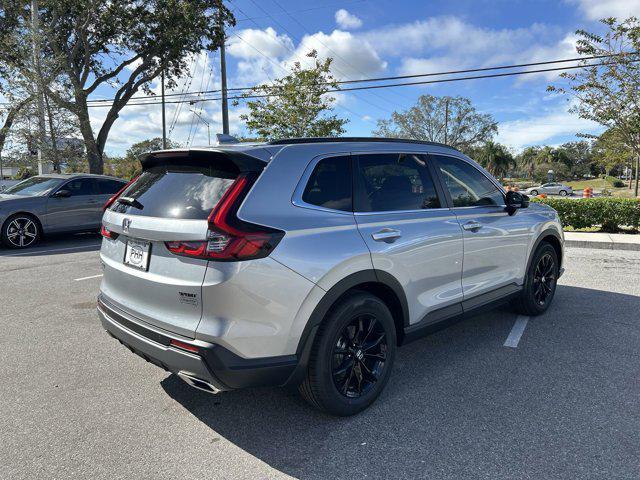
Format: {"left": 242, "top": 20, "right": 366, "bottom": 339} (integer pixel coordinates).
{"left": 504, "top": 315, "right": 530, "bottom": 348}
{"left": 74, "top": 274, "right": 103, "bottom": 282}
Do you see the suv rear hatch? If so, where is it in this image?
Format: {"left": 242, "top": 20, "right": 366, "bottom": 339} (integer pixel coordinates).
{"left": 99, "top": 149, "right": 275, "bottom": 338}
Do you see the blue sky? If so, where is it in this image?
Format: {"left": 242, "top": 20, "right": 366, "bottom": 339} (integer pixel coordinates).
{"left": 89, "top": 0, "right": 640, "bottom": 156}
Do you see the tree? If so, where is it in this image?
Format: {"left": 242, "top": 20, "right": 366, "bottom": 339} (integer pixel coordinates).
{"left": 373, "top": 95, "right": 497, "bottom": 153}
{"left": 106, "top": 137, "right": 180, "bottom": 179}
{"left": 477, "top": 141, "right": 514, "bottom": 181}
{"left": 239, "top": 51, "right": 348, "bottom": 140}
{"left": 548, "top": 17, "right": 640, "bottom": 196}
{"left": 517, "top": 146, "right": 542, "bottom": 180}
{"left": 557, "top": 141, "right": 594, "bottom": 178}
{"left": 0, "top": 97, "right": 31, "bottom": 173}
{"left": 592, "top": 128, "right": 633, "bottom": 186}
{"left": 0, "top": 0, "right": 234, "bottom": 174}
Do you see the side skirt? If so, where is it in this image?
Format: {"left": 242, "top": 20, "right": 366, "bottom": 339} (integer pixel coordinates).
{"left": 402, "top": 283, "right": 522, "bottom": 345}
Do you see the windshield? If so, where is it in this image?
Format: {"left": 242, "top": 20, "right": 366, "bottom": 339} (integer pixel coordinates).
{"left": 4, "top": 177, "right": 63, "bottom": 196}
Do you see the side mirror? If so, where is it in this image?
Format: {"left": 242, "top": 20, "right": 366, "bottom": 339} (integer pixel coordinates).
{"left": 505, "top": 191, "right": 529, "bottom": 214}
{"left": 52, "top": 189, "right": 72, "bottom": 198}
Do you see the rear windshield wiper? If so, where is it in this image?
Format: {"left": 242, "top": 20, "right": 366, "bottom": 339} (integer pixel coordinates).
{"left": 116, "top": 196, "right": 144, "bottom": 210}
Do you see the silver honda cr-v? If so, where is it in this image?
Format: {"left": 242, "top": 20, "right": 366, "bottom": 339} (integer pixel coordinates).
{"left": 97, "top": 137, "right": 564, "bottom": 416}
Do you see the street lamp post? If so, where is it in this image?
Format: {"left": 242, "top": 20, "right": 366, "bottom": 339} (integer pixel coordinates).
{"left": 189, "top": 109, "right": 211, "bottom": 145}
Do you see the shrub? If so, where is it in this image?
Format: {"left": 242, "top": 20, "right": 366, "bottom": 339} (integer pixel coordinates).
{"left": 613, "top": 180, "right": 626, "bottom": 188}
{"left": 531, "top": 197, "right": 640, "bottom": 232}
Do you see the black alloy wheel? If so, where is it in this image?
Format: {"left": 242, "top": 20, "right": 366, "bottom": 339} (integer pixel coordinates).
{"left": 532, "top": 252, "right": 556, "bottom": 307}
{"left": 299, "top": 291, "right": 397, "bottom": 416}
{"left": 513, "top": 242, "right": 558, "bottom": 316}
{"left": 331, "top": 314, "right": 388, "bottom": 398}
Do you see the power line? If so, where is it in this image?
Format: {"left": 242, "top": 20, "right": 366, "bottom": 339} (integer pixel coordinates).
{"left": 83, "top": 58, "right": 639, "bottom": 108}
{"left": 81, "top": 52, "right": 636, "bottom": 106}
{"left": 235, "top": 1, "right": 367, "bottom": 23}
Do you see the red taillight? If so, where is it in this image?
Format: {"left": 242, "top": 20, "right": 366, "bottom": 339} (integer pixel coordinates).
{"left": 103, "top": 175, "right": 139, "bottom": 212}
{"left": 100, "top": 225, "right": 118, "bottom": 239}
{"left": 170, "top": 339, "right": 199, "bottom": 354}
{"left": 165, "top": 173, "right": 284, "bottom": 262}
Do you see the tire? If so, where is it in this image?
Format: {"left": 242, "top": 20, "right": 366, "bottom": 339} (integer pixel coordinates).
{"left": 559, "top": 190, "right": 567, "bottom": 196}
{"left": 1, "top": 214, "right": 41, "bottom": 249}
{"left": 513, "top": 242, "right": 558, "bottom": 316}
{"left": 529, "top": 190, "right": 538, "bottom": 196}
{"left": 299, "top": 291, "right": 397, "bottom": 416}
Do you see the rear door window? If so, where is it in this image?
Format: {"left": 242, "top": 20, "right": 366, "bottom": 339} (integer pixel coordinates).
{"left": 302, "top": 156, "right": 352, "bottom": 212}
{"left": 109, "top": 165, "right": 237, "bottom": 220}
{"left": 96, "top": 178, "right": 126, "bottom": 195}
{"left": 64, "top": 178, "right": 97, "bottom": 196}
{"left": 354, "top": 153, "right": 441, "bottom": 212}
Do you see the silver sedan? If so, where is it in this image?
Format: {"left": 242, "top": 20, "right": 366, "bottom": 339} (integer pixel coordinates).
{"left": 0, "top": 174, "right": 126, "bottom": 249}
{"left": 525, "top": 182, "right": 573, "bottom": 196}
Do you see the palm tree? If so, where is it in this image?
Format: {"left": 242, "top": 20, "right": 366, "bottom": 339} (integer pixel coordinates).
{"left": 479, "top": 141, "right": 515, "bottom": 181}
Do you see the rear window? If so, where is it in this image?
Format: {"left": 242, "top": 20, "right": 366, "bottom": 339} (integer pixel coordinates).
{"left": 302, "top": 156, "right": 352, "bottom": 211}
{"left": 109, "top": 165, "right": 237, "bottom": 220}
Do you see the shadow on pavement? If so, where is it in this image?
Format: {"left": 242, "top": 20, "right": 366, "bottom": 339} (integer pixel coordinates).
{"left": 161, "top": 285, "right": 640, "bottom": 479}
{"left": 0, "top": 231, "right": 102, "bottom": 257}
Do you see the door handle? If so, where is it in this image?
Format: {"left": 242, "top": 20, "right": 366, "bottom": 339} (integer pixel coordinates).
{"left": 462, "top": 221, "right": 483, "bottom": 231}
{"left": 372, "top": 228, "right": 401, "bottom": 243}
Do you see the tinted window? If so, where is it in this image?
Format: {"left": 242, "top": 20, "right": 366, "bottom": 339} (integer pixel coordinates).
{"left": 63, "top": 178, "right": 96, "bottom": 196}
{"left": 355, "top": 153, "right": 441, "bottom": 212}
{"left": 96, "top": 178, "right": 126, "bottom": 195}
{"left": 4, "top": 176, "right": 63, "bottom": 196}
{"left": 435, "top": 155, "right": 504, "bottom": 207}
{"left": 302, "top": 156, "right": 352, "bottom": 211}
{"left": 109, "top": 165, "right": 237, "bottom": 220}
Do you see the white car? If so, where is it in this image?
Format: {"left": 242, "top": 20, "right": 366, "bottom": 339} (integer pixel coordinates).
{"left": 525, "top": 183, "right": 573, "bottom": 196}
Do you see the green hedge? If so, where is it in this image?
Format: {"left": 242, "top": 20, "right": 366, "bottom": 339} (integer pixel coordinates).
{"left": 531, "top": 197, "right": 640, "bottom": 232}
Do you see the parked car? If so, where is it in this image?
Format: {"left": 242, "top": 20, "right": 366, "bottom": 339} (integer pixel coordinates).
{"left": 0, "top": 180, "right": 20, "bottom": 192}
{"left": 97, "top": 138, "right": 564, "bottom": 416}
{"left": 525, "top": 182, "right": 573, "bottom": 196}
{"left": 0, "top": 173, "right": 127, "bottom": 249}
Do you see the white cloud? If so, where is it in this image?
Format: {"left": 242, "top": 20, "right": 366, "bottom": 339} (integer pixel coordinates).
{"left": 335, "top": 9, "right": 363, "bottom": 29}
{"left": 227, "top": 27, "right": 294, "bottom": 59}
{"left": 496, "top": 102, "right": 603, "bottom": 151}
{"left": 286, "top": 30, "right": 387, "bottom": 80}
{"left": 363, "top": 17, "right": 577, "bottom": 83}
{"left": 568, "top": 0, "right": 640, "bottom": 20}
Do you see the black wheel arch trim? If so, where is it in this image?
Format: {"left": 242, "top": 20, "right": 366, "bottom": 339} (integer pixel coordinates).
{"left": 526, "top": 227, "right": 563, "bottom": 274}
{"left": 286, "top": 269, "right": 409, "bottom": 387}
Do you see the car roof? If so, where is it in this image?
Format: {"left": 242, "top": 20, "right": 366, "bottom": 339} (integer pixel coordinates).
{"left": 151, "top": 137, "right": 462, "bottom": 163}
{"left": 36, "top": 173, "right": 125, "bottom": 182}
{"left": 266, "top": 137, "right": 460, "bottom": 152}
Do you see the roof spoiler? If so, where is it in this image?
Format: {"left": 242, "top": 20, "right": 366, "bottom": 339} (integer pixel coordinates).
{"left": 141, "top": 149, "right": 266, "bottom": 173}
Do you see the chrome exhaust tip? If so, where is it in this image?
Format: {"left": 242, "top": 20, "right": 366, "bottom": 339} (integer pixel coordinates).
{"left": 177, "top": 371, "right": 221, "bottom": 394}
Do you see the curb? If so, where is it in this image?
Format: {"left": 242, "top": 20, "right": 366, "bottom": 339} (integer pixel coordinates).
{"left": 565, "top": 240, "right": 640, "bottom": 251}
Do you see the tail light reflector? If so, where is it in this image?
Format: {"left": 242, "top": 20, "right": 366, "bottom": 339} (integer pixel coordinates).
{"left": 165, "top": 173, "right": 284, "bottom": 262}
{"left": 170, "top": 339, "right": 200, "bottom": 354}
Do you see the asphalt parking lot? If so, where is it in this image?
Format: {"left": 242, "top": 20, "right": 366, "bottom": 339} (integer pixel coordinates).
{"left": 1, "top": 236, "right": 639, "bottom": 479}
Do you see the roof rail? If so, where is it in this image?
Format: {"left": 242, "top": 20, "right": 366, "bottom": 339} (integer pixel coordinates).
{"left": 266, "top": 137, "right": 458, "bottom": 150}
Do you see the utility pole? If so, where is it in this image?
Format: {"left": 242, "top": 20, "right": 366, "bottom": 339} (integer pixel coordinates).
{"left": 161, "top": 69, "right": 167, "bottom": 149}
{"left": 444, "top": 97, "right": 449, "bottom": 145}
{"left": 632, "top": 155, "right": 640, "bottom": 197}
{"left": 219, "top": 15, "right": 229, "bottom": 135}
{"left": 31, "top": 0, "right": 47, "bottom": 175}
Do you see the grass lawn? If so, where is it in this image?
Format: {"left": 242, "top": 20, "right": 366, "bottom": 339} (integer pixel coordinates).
{"left": 566, "top": 176, "right": 638, "bottom": 198}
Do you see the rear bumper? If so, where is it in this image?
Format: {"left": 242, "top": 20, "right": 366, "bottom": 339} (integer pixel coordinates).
{"left": 97, "top": 296, "right": 299, "bottom": 392}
